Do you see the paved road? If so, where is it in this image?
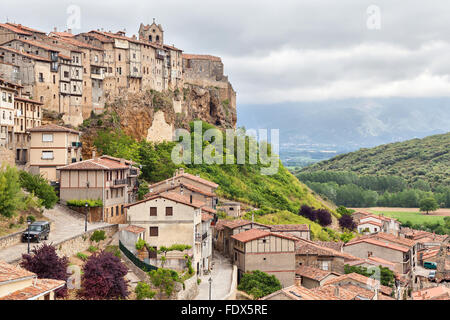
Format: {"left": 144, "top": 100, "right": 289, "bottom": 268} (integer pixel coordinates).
{"left": 0, "top": 204, "right": 109, "bottom": 263}
{"left": 196, "top": 250, "right": 234, "bottom": 300}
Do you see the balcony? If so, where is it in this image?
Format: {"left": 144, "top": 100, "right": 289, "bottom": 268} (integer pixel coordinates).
{"left": 71, "top": 141, "right": 82, "bottom": 148}
{"left": 195, "top": 232, "right": 208, "bottom": 243}
{"left": 113, "top": 179, "right": 127, "bottom": 186}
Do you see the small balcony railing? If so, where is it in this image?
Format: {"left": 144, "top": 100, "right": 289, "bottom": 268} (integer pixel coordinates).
{"left": 114, "top": 179, "right": 127, "bottom": 186}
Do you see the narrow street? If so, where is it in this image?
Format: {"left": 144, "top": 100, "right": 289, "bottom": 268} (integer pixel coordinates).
{"left": 196, "top": 250, "right": 234, "bottom": 300}
{"left": 0, "top": 204, "right": 110, "bottom": 263}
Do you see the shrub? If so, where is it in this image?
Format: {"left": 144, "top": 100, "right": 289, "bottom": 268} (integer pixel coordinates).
{"left": 19, "top": 171, "right": 58, "bottom": 209}
{"left": 237, "top": 270, "right": 282, "bottom": 299}
{"left": 18, "top": 216, "right": 25, "bottom": 224}
{"left": 88, "top": 246, "right": 98, "bottom": 253}
{"left": 90, "top": 230, "right": 106, "bottom": 243}
{"left": 298, "top": 205, "right": 317, "bottom": 221}
{"left": 135, "top": 238, "right": 147, "bottom": 251}
{"left": 105, "top": 245, "right": 121, "bottom": 258}
{"left": 315, "top": 208, "right": 332, "bottom": 227}
{"left": 66, "top": 199, "right": 103, "bottom": 207}
{"left": 148, "top": 268, "right": 181, "bottom": 298}
{"left": 135, "top": 282, "right": 156, "bottom": 300}
{"left": 77, "top": 252, "right": 88, "bottom": 261}
{"left": 0, "top": 164, "right": 23, "bottom": 218}
{"left": 27, "top": 215, "right": 36, "bottom": 224}
{"left": 338, "top": 214, "right": 357, "bottom": 231}
{"left": 79, "top": 251, "right": 129, "bottom": 300}
{"left": 20, "top": 243, "right": 69, "bottom": 298}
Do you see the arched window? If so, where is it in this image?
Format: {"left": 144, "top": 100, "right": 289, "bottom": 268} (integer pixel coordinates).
{"left": 156, "top": 35, "right": 160, "bottom": 42}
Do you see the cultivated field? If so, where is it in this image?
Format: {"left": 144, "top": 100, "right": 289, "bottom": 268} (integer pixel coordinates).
{"left": 352, "top": 207, "right": 448, "bottom": 225}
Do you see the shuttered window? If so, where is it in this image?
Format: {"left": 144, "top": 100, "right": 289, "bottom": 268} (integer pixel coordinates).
{"left": 150, "top": 227, "right": 158, "bottom": 237}
{"left": 150, "top": 207, "right": 157, "bottom": 216}
{"left": 166, "top": 207, "right": 173, "bottom": 216}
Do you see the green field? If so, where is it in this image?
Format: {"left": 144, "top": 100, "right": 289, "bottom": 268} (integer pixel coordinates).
{"left": 369, "top": 210, "right": 446, "bottom": 225}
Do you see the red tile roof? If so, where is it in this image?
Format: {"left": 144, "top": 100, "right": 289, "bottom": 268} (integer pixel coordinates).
{"left": 324, "top": 272, "right": 393, "bottom": 296}
{"left": 0, "top": 46, "right": 51, "bottom": 62}
{"left": 231, "top": 228, "right": 298, "bottom": 243}
{"left": 0, "top": 261, "right": 35, "bottom": 283}
{"left": 295, "top": 266, "right": 340, "bottom": 281}
{"left": 58, "top": 157, "right": 132, "bottom": 171}
{"left": 0, "top": 23, "right": 32, "bottom": 36}
{"left": 145, "top": 182, "right": 216, "bottom": 198}
{"left": 358, "top": 221, "right": 383, "bottom": 227}
{"left": 50, "top": 31, "right": 75, "bottom": 38}
{"left": 202, "top": 213, "right": 213, "bottom": 222}
{"left": 183, "top": 54, "right": 222, "bottom": 62}
{"left": 14, "top": 96, "right": 43, "bottom": 104}
{"left": 201, "top": 206, "right": 216, "bottom": 214}
{"left": 270, "top": 224, "right": 309, "bottom": 232}
{"left": 339, "top": 283, "right": 375, "bottom": 300}
{"left": 6, "top": 23, "right": 45, "bottom": 35}
{"left": 2, "top": 38, "right": 59, "bottom": 52}
{"left": 125, "top": 191, "right": 205, "bottom": 210}
{"left": 345, "top": 238, "right": 410, "bottom": 253}
{"left": 28, "top": 124, "right": 80, "bottom": 134}
{"left": 412, "top": 286, "right": 450, "bottom": 300}
{"left": 295, "top": 238, "right": 360, "bottom": 261}
{"left": 0, "top": 278, "right": 65, "bottom": 300}
{"left": 148, "top": 171, "right": 218, "bottom": 190}
{"left": 123, "top": 225, "right": 146, "bottom": 234}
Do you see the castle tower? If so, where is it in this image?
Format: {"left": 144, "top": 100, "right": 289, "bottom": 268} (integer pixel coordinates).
{"left": 139, "top": 18, "right": 164, "bottom": 45}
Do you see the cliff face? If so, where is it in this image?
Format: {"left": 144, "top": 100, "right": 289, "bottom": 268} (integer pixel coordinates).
{"left": 79, "top": 81, "right": 236, "bottom": 159}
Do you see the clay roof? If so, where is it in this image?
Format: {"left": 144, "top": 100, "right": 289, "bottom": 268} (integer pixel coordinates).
{"left": 2, "top": 38, "right": 59, "bottom": 52}
{"left": 82, "top": 31, "right": 115, "bottom": 43}
{"left": 202, "top": 213, "right": 213, "bottom": 222}
{"left": 295, "top": 238, "right": 360, "bottom": 261}
{"left": 5, "top": 23, "right": 45, "bottom": 35}
{"left": 412, "top": 286, "right": 450, "bottom": 300}
{"left": 374, "top": 232, "right": 416, "bottom": 247}
{"left": 183, "top": 53, "right": 221, "bottom": 62}
{"left": 358, "top": 221, "right": 383, "bottom": 227}
{"left": 311, "top": 285, "right": 359, "bottom": 300}
{"left": 261, "top": 285, "right": 326, "bottom": 300}
{"left": 123, "top": 225, "right": 146, "bottom": 234}
{"left": 56, "top": 37, "right": 103, "bottom": 51}
{"left": 0, "top": 261, "right": 35, "bottom": 283}
{"left": 270, "top": 224, "right": 309, "bottom": 232}
{"left": 345, "top": 238, "right": 410, "bottom": 253}
{"left": 148, "top": 172, "right": 218, "bottom": 190}
{"left": 231, "top": 228, "right": 297, "bottom": 243}
{"left": 313, "top": 241, "right": 344, "bottom": 251}
{"left": 27, "top": 124, "right": 79, "bottom": 134}
{"left": 367, "top": 256, "right": 396, "bottom": 267}
{"left": 0, "top": 23, "right": 32, "bottom": 36}
{"left": 14, "top": 96, "right": 43, "bottom": 104}
{"left": 324, "top": 273, "right": 393, "bottom": 296}
{"left": 50, "top": 31, "right": 75, "bottom": 38}
{"left": 163, "top": 44, "right": 182, "bottom": 52}
{"left": 0, "top": 46, "right": 51, "bottom": 62}
{"left": 125, "top": 191, "right": 206, "bottom": 211}
{"left": 0, "top": 77, "right": 23, "bottom": 89}
{"left": 339, "top": 283, "right": 375, "bottom": 300}
{"left": 216, "top": 219, "right": 269, "bottom": 231}
{"left": 0, "top": 278, "right": 65, "bottom": 300}
{"left": 57, "top": 158, "right": 130, "bottom": 171}
{"left": 295, "top": 266, "right": 340, "bottom": 281}
{"left": 146, "top": 182, "right": 216, "bottom": 198}
{"left": 201, "top": 206, "right": 216, "bottom": 214}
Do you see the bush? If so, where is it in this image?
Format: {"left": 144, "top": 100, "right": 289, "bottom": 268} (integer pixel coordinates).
{"left": 66, "top": 199, "right": 103, "bottom": 207}
{"left": 27, "top": 215, "right": 36, "bottom": 224}
{"left": 19, "top": 171, "right": 58, "bottom": 209}
{"left": 0, "top": 164, "right": 23, "bottom": 217}
{"left": 338, "top": 214, "right": 357, "bottom": 231}
{"left": 315, "top": 208, "right": 332, "bottom": 227}
{"left": 105, "top": 245, "right": 121, "bottom": 258}
{"left": 148, "top": 268, "right": 181, "bottom": 298}
{"left": 90, "top": 230, "right": 106, "bottom": 243}
{"left": 79, "top": 251, "right": 129, "bottom": 300}
{"left": 88, "top": 246, "right": 98, "bottom": 253}
{"left": 20, "top": 243, "right": 69, "bottom": 298}
{"left": 135, "top": 282, "right": 156, "bottom": 300}
{"left": 298, "top": 205, "right": 317, "bottom": 221}
{"left": 77, "top": 252, "right": 88, "bottom": 261}
{"left": 237, "top": 270, "right": 282, "bottom": 299}
{"left": 135, "top": 238, "right": 147, "bottom": 251}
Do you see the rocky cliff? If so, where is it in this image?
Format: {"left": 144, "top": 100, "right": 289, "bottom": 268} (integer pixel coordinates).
{"left": 78, "top": 81, "right": 236, "bottom": 159}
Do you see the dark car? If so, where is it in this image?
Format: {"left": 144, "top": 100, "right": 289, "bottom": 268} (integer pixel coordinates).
{"left": 22, "top": 221, "right": 50, "bottom": 243}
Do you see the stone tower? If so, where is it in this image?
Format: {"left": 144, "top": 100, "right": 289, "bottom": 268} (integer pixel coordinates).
{"left": 139, "top": 18, "right": 164, "bottom": 45}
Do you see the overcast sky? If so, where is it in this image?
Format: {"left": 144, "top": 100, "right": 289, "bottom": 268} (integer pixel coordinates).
{"left": 3, "top": 0, "right": 450, "bottom": 105}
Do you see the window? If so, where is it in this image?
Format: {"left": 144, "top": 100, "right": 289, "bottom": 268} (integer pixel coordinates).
{"left": 322, "top": 261, "right": 330, "bottom": 271}
{"left": 41, "top": 151, "right": 53, "bottom": 160}
{"left": 42, "top": 133, "right": 53, "bottom": 142}
{"left": 149, "top": 227, "right": 158, "bottom": 237}
{"left": 116, "top": 206, "right": 119, "bottom": 216}
{"left": 165, "top": 207, "right": 173, "bottom": 216}
{"left": 64, "top": 71, "right": 69, "bottom": 78}
{"left": 150, "top": 207, "right": 157, "bottom": 216}
{"left": 39, "top": 73, "right": 44, "bottom": 82}
{"left": 234, "top": 252, "right": 237, "bottom": 261}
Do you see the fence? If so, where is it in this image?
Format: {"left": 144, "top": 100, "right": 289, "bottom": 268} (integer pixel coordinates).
{"left": 119, "top": 240, "right": 158, "bottom": 272}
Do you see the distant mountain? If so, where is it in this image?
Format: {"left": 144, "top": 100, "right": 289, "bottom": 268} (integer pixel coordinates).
{"left": 300, "top": 132, "right": 450, "bottom": 188}
{"left": 237, "top": 98, "right": 450, "bottom": 166}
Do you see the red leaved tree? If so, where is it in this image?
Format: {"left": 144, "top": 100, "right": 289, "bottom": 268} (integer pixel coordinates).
{"left": 78, "top": 250, "right": 129, "bottom": 300}
{"left": 20, "top": 243, "right": 69, "bottom": 298}
{"left": 315, "top": 209, "right": 332, "bottom": 227}
{"left": 338, "top": 214, "right": 357, "bottom": 231}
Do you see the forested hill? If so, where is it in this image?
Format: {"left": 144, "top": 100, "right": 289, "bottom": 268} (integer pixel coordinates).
{"left": 300, "top": 132, "right": 450, "bottom": 189}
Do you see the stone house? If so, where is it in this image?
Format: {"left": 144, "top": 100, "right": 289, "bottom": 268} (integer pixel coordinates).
{"left": 28, "top": 124, "right": 81, "bottom": 183}
{"left": 57, "top": 155, "right": 139, "bottom": 224}
{"left": 119, "top": 225, "right": 146, "bottom": 255}
{"left": 124, "top": 192, "right": 214, "bottom": 274}
{"left": 217, "top": 201, "right": 242, "bottom": 218}
{"left": 0, "top": 23, "right": 46, "bottom": 44}
{"left": 271, "top": 224, "right": 310, "bottom": 240}
{"left": 214, "top": 219, "right": 272, "bottom": 258}
{"left": 295, "top": 265, "right": 340, "bottom": 289}
{"left": 0, "top": 261, "right": 65, "bottom": 300}
{"left": 346, "top": 255, "right": 397, "bottom": 273}
{"left": 295, "top": 238, "right": 359, "bottom": 274}
{"left": 231, "top": 228, "right": 297, "bottom": 288}
{"left": 0, "top": 78, "right": 19, "bottom": 149}
{"left": 353, "top": 212, "right": 400, "bottom": 236}
{"left": 357, "top": 220, "right": 383, "bottom": 234}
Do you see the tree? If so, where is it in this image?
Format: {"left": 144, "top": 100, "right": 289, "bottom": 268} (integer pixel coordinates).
{"left": 315, "top": 208, "right": 332, "bottom": 227}
{"left": 237, "top": 270, "right": 282, "bottom": 299}
{"left": 298, "top": 205, "right": 317, "bottom": 221}
{"left": 148, "top": 268, "right": 181, "bottom": 299}
{"left": 19, "top": 171, "right": 58, "bottom": 209}
{"left": 338, "top": 214, "right": 357, "bottom": 231}
{"left": 79, "top": 251, "right": 129, "bottom": 300}
{"left": 419, "top": 197, "right": 439, "bottom": 214}
{"left": 135, "top": 282, "right": 156, "bottom": 300}
{"left": 0, "top": 164, "right": 23, "bottom": 217}
{"left": 344, "top": 264, "right": 395, "bottom": 288}
{"left": 20, "top": 243, "right": 69, "bottom": 298}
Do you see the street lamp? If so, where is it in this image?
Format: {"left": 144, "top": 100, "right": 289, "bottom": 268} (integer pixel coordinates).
{"left": 85, "top": 202, "right": 89, "bottom": 232}
{"left": 208, "top": 277, "right": 212, "bottom": 300}
{"left": 26, "top": 217, "right": 31, "bottom": 254}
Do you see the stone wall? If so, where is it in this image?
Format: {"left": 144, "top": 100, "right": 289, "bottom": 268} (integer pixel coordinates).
{"left": 175, "top": 275, "right": 199, "bottom": 300}
{"left": 0, "top": 230, "right": 25, "bottom": 250}
{"left": 224, "top": 265, "right": 238, "bottom": 300}
{"left": 0, "top": 146, "right": 15, "bottom": 166}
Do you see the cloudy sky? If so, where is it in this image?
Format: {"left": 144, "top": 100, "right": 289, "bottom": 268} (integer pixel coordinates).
{"left": 3, "top": 0, "right": 450, "bottom": 105}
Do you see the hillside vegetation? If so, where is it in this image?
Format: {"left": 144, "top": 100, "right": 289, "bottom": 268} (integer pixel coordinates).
{"left": 296, "top": 133, "right": 450, "bottom": 208}
{"left": 300, "top": 132, "right": 450, "bottom": 188}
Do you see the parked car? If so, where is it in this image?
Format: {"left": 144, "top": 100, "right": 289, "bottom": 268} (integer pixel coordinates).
{"left": 21, "top": 221, "right": 50, "bottom": 243}
{"left": 424, "top": 261, "right": 437, "bottom": 270}
{"left": 428, "top": 270, "right": 436, "bottom": 281}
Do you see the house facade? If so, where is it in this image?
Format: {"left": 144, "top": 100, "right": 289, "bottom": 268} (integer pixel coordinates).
{"left": 231, "top": 229, "right": 297, "bottom": 287}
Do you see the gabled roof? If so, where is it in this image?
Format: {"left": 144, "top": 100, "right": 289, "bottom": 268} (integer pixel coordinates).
{"left": 202, "top": 213, "right": 213, "bottom": 222}
{"left": 270, "top": 224, "right": 309, "bottom": 232}
{"left": 183, "top": 54, "right": 221, "bottom": 62}
{"left": 0, "top": 23, "right": 32, "bottom": 36}
{"left": 358, "top": 221, "right": 383, "bottom": 227}
{"left": 28, "top": 124, "right": 80, "bottom": 134}
{"left": 215, "top": 219, "right": 268, "bottom": 231}
{"left": 345, "top": 238, "right": 410, "bottom": 253}
{"left": 295, "top": 238, "right": 360, "bottom": 261}
{"left": 125, "top": 191, "right": 205, "bottom": 210}
{"left": 231, "top": 228, "right": 297, "bottom": 243}
{"left": 0, "top": 261, "right": 35, "bottom": 283}
{"left": 295, "top": 266, "right": 340, "bottom": 281}
{"left": 146, "top": 182, "right": 216, "bottom": 198}
{"left": 0, "top": 278, "right": 65, "bottom": 300}
{"left": 148, "top": 171, "right": 218, "bottom": 190}
{"left": 0, "top": 46, "right": 51, "bottom": 62}
{"left": 58, "top": 157, "right": 132, "bottom": 171}
{"left": 412, "top": 286, "right": 450, "bottom": 300}
{"left": 2, "top": 38, "right": 59, "bottom": 52}
{"left": 5, "top": 23, "right": 45, "bottom": 35}
{"left": 323, "top": 272, "right": 393, "bottom": 296}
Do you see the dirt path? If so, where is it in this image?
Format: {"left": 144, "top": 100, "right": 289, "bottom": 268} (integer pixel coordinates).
{"left": 352, "top": 207, "right": 450, "bottom": 216}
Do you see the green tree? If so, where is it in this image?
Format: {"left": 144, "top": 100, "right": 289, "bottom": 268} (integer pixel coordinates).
{"left": 419, "top": 197, "right": 439, "bottom": 214}
{"left": 237, "top": 270, "right": 282, "bottom": 299}
{"left": 148, "top": 268, "right": 181, "bottom": 299}
{"left": 135, "top": 281, "right": 156, "bottom": 300}
{"left": 19, "top": 171, "right": 58, "bottom": 209}
{"left": 0, "top": 164, "right": 23, "bottom": 217}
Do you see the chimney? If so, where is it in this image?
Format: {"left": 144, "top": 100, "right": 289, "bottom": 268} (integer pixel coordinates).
{"left": 179, "top": 168, "right": 184, "bottom": 175}
{"left": 295, "top": 276, "right": 301, "bottom": 287}
{"left": 53, "top": 27, "right": 57, "bottom": 32}
{"left": 68, "top": 28, "right": 72, "bottom": 34}
{"left": 92, "top": 150, "right": 96, "bottom": 159}
{"left": 334, "top": 286, "right": 339, "bottom": 298}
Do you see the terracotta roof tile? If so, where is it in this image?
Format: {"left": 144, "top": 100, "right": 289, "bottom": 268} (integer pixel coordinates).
{"left": 412, "top": 286, "right": 450, "bottom": 300}
{"left": 0, "top": 46, "right": 51, "bottom": 62}
{"left": 6, "top": 23, "right": 45, "bottom": 35}
{"left": 202, "top": 213, "right": 213, "bottom": 222}
{"left": 0, "top": 278, "right": 65, "bottom": 300}
{"left": 0, "top": 23, "right": 32, "bottom": 36}
{"left": 231, "top": 228, "right": 298, "bottom": 243}
{"left": 148, "top": 172, "right": 218, "bottom": 190}
{"left": 358, "top": 221, "right": 383, "bottom": 227}
{"left": 123, "top": 225, "right": 146, "bottom": 234}
{"left": 323, "top": 272, "right": 393, "bottom": 296}
{"left": 27, "top": 124, "right": 80, "bottom": 134}
{"left": 270, "top": 224, "right": 309, "bottom": 232}
{"left": 345, "top": 238, "right": 410, "bottom": 253}
{"left": 3, "top": 38, "right": 59, "bottom": 52}
{"left": 295, "top": 265, "right": 340, "bottom": 281}
{"left": 183, "top": 54, "right": 221, "bottom": 62}
{"left": 125, "top": 191, "right": 205, "bottom": 210}
{"left": 339, "top": 283, "right": 375, "bottom": 300}
{"left": 0, "top": 261, "right": 35, "bottom": 283}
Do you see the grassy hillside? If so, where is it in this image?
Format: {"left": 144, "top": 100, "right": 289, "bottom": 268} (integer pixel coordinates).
{"left": 300, "top": 132, "right": 450, "bottom": 188}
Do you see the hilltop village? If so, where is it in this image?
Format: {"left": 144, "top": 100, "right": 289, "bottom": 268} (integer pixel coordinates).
{"left": 0, "top": 21, "right": 448, "bottom": 301}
